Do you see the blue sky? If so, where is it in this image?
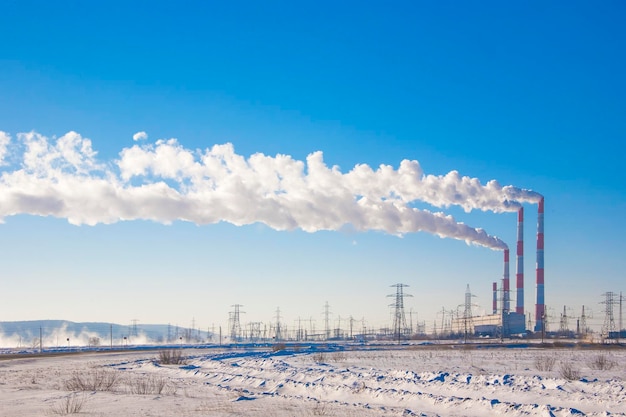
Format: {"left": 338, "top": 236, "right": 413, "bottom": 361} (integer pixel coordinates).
{"left": 0, "top": 1, "right": 624, "bottom": 335}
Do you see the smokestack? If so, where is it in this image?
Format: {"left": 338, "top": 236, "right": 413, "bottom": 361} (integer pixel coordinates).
{"left": 492, "top": 282, "right": 498, "bottom": 314}
{"left": 503, "top": 248, "right": 510, "bottom": 312}
{"left": 535, "top": 197, "right": 545, "bottom": 332}
{"left": 516, "top": 207, "right": 524, "bottom": 315}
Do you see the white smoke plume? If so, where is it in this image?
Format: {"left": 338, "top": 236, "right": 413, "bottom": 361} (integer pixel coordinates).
{"left": 344, "top": 162, "right": 543, "bottom": 213}
{"left": 0, "top": 130, "right": 532, "bottom": 251}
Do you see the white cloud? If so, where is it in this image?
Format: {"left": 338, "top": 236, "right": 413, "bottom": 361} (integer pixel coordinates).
{"left": 133, "top": 131, "right": 148, "bottom": 141}
{"left": 0, "top": 131, "right": 11, "bottom": 165}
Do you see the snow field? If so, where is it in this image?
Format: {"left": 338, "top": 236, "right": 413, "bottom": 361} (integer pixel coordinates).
{"left": 0, "top": 345, "right": 624, "bottom": 416}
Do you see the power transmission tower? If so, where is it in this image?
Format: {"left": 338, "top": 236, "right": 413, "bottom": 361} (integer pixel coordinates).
{"left": 579, "top": 306, "right": 588, "bottom": 338}
{"left": 248, "top": 322, "right": 262, "bottom": 342}
{"left": 274, "top": 307, "right": 282, "bottom": 341}
{"left": 323, "top": 302, "right": 331, "bottom": 340}
{"left": 304, "top": 317, "right": 316, "bottom": 341}
{"left": 229, "top": 304, "right": 244, "bottom": 342}
{"left": 462, "top": 284, "right": 476, "bottom": 343}
{"left": 294, "top": 317, "right": 303, "bottom": 341}
{"left": 349, "top": 316, "right": 355, "bottom": 339}
{"left": 601, "top": 292, "right": 617, "bottom": 342}
{"left": 559, "top": 306, "right": 570, "bottom": 336}
{"left": 335, "top": 315, "right": 342, "bottom": 339}
{"left": 388, "top": 283, "right": 412, "bottom": 343}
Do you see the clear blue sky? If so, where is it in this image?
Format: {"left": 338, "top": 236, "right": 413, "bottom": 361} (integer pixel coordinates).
{"left": 0, "top": 1, "right": 624, "bottom": 334}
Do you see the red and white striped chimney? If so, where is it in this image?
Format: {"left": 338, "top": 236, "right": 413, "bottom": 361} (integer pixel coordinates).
{"left": 503, "top": 248, "right": 510, "bottom": 312}
{"left": 535, "top": 197, "right": 545, "bottom": 332}
{"left": 492, "top": 282, "right": 498, "bottom": 314}
{"left": 516, "top": 207, "right": 524, "bottom": 315}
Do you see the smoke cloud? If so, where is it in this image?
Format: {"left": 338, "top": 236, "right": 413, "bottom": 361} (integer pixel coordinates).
{"left": 0, "top": 130, "right": 542, "bottom": 251}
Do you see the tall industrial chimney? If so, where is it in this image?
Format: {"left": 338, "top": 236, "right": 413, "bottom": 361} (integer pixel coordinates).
{"left": 516, "top": 207, "right": 524, "bottom": 315}
{"left": 503, "top": 248, "right": 510, "bottom": 312}
{"left": 492, "top": 282, "right": 498, "bottom": 314}
{"left": 535, "top": 197, "right": 545, "bottom": 332}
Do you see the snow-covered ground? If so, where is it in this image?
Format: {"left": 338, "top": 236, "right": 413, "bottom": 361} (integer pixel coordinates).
{"left": 1, "top": 344, "right": 625, "bottom": 416}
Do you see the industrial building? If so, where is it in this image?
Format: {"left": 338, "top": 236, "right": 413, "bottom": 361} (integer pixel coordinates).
{"left": 451, "top": 198, "right": 544, "bottom": 338}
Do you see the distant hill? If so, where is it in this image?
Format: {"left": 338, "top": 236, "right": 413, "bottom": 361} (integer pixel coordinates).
{"left": 0, "top": 320, "right": 212, "bottom": 348}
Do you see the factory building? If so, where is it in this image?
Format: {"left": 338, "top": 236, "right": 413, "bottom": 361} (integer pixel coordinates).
{"left": 451, "top": 198, "right": 544, "bottom": 338}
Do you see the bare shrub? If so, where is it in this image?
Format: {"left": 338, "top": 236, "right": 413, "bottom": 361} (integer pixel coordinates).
{"left": 588, "top": 354, "right": 617, "bottom": 370}
{"left": 312, "top": 401, "right": 330, "bottom": 416}
{"left": 332, "top": 351, "right": 347, "bottom": 362}
{"left": 49, "top": 393, "right": 87, "bottom": 415}
{"left": 312, "top": 352, "right": 326, "bottom": 363}
{"left": 272, "top": 343, "right": 287, "bottom": 352}
{"left": 534, "top": 355, "right": 557, "bottom": 372}
{"left": 64, "top": 369, "right": 119, "bottom": 392}
{"left": 158, "top": 349, "right": 186, "bottom": 365}
{"left": 126, "top": 375, "right": 175, "bottom": 395}
{"left": 559, "top": 361, "right": 581, "bottom": 381}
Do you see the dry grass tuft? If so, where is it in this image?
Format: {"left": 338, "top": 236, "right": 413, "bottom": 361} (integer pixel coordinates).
{"left": 588, "top": 353, "right": 617, "bottom": 370}
{"left": 534, "top": 355, "right": 557, "bottom": 372}
{"left": 126, "top": 375, "right": 175, "bottom": 395}
{"left": 48, "top": 393, "right": 87, "bottom": 415}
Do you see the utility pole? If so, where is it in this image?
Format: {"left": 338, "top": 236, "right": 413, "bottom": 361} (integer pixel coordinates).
{"left": 335, "top": 315, "right": 342, "bottom": 339}
{"left": 39, "top": 327, "right": 42, "bottom": 353}
{"left": 617, "top": 291, "right": 624, "bottom": 345}
{"left": 295, "top": 317, "right": 303, "bottom": 341}
{"left": 349, "top": 316, "right": 355, "bottom": 340}
{"left": 580, "top": 306, "right": 587, "bottom": 336}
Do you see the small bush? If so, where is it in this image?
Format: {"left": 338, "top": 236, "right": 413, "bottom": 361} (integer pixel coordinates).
{"left": 64, "top": 369, "right": 119, "bottom": 392}
{"left": 49, "top": 393, "right": 87, "bottom": 415}
{"left": 272, "top": 343, "right": 287, "bottom": 352}
{"left": 558, "top": 361, "right": 581, "bottom": 381}
{"left": 158, "top": 349, "right": 186, "bottom": 365}
{"left": 332, "top": 351, "right": 347, "bottom": 362}
{"left": 534, "top": 355, "right": 557, "bottom": 372}
{"left": 588, "top": 354, "right": 617, "bottom": 370}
